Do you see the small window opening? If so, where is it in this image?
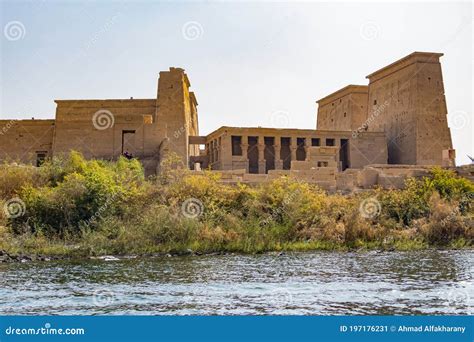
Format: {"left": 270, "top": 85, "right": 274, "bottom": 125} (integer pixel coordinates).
{"left": 36, "top": 152, "right": 47, "bottom": 167}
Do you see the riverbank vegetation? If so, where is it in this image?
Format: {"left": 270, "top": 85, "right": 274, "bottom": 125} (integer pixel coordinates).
{"left": 0, "top": 152, "right": 472, "bottom": 259}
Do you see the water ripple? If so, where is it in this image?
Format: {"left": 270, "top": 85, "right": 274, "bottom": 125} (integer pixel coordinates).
{"left": 0, "top": 250, "right": 472, "bottom": 315}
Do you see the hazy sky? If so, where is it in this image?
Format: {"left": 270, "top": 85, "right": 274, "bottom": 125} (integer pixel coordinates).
{"left": 1, "top": 1, "right": 472, "bottom": 164}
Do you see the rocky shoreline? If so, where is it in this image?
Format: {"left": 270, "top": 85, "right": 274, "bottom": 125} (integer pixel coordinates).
{"left": 0, "top": 248, "right": 236, "bottom": 264}
{"left": 2, "top": 246, "right": 471, "bottom": 264}
{"left": 0, "top": 250, "right": 65, "bottom": 263}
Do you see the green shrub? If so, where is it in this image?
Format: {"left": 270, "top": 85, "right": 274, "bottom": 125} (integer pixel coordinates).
{"left": 0, "top": 163, "right": 48, "bottom": 198}
{"left": 423, "top": 167, "right": 474, "bottom": 201}
{"left": 0, "top": 154, "right": 473, "bottom": 256}
{"left": 419, "top": 193, "right": 472, "bottom": 245}
{"left": 377, "top": 179, "right": 430, "bottom": 226}
{"left": 7, "top": 152, "right": 145, "bottom": 236}
{"left": 376, "top": 168, "right": 474, "bottom": 226}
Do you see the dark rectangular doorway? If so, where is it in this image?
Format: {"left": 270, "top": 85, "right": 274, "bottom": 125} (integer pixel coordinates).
{"left": 264, "top": 137, "right": 275, "bottom": 173}
{"left": 281, "top": 137, "right": 291, "bottom": 170}
{"left": 340, "top": 139, "right": 349, "bottom": 171}
{"left": 122, "top": 130, "right": 137, "bottom": 156}
{"left": 296, "top": 138, "right": 306, "bottom": 161}
{"left": 248, "top": 136, "right": 259, "bottom": 174}
{"left": 35, "top": 151, "right": 47, "bottom": 167}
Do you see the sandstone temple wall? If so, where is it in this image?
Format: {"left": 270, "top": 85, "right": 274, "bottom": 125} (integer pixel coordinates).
{"left": 53, "top": 99, "right": 157, "bottom": 159}
{"left": 316, "top": 52, "right": 455, "bottom": 167}
{"left": 365, "top": 52, "right": 453, "bottom": 165}
{"left": 155, "top": 67, "right": 200, "bottom": 166}
{"left": 0, "top": 52, "right": 458, "bottom": 178}
{"left": 316, "top": 85, "right": 369, "bottom": 131}
{"left": 0, "top": 68, "right": 198, "bottom": 176}
{"left": 202, "top": 126, "right": 387, "bottom": 174}
{"left": 0, "top": 119, "right": 55, "bottom": 165}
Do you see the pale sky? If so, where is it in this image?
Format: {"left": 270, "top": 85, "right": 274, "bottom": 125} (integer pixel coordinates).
{"left": 1, "top": 1, "right": 472, "bottom": 165}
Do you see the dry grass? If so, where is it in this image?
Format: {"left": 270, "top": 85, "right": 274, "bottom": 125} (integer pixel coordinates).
{"left": 0, "top": 153, "right": 472, "bottom": 257}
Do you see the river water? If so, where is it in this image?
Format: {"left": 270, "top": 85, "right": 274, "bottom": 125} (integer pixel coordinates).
{"left": 0, "top": 250, "right": 472, "bottom": 315}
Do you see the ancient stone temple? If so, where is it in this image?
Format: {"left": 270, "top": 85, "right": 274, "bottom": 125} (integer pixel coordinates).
{"left": 0, "top": 52, "right": 457, "bottom": 189}
{"left": 0, "top": 67, "right": 200, "bottom": 175}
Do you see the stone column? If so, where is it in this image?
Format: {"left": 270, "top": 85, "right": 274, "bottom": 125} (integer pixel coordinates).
{"left": 290, "top": 137, "right": 297, "bottom": 167}
{"left": 213, "top": 139, "right": 219, "bottom": 168}
{"left": 220, "top": 134, "right": 233, "bottom": 170}
{"left": 213, "top": 145, "right": 218, "bottom": 168}
{"left": 241, "top": 136, "right": 249, "bottom": 173}
{"left": 274, "top": 140, "right": 283, "bottom": 170}
{"left": 257, "top": 137, "right": 266, "bottom": 174}
{"left": 209, "top": 142, "right": 214, "bottom": 165}
{"left": 304, "top": 137, "right": 311, "bottom": 161}
{"left": 335, "top": 138, "right": 341, "bottom": 170}
{"left": 241, "top": 136, "right": 248, "bottom": 158}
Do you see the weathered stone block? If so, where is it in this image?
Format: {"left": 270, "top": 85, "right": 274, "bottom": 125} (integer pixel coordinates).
{"left": 357, "top": 168, "right": 379, "bottom": 188}
{"left": 378, "top": 174, "right": 406, "bottom": 189}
